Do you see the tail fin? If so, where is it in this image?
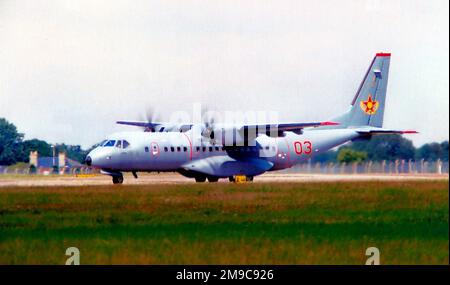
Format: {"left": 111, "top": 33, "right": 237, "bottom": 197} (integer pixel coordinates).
{"left": 334, "top": 53, "right": 391, "bottom": 128}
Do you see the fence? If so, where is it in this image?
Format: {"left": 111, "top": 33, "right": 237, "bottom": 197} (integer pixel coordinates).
{"left": 0, "top": 160, "right": 448, "bottom": 175}
{"left": 282, "top": 159, "right": 449, "bottom": 174}
{"left": 0, "top": 166, "right": 98, "bottom": 175}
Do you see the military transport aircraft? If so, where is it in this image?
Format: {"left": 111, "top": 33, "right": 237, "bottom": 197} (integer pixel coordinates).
{"left": 85, "top": 53, "right": 417, "bottom": 184}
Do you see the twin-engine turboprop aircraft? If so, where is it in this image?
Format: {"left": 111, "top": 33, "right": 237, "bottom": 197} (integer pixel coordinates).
{"left": 85, "top": 53, "right": 417, "bottom": 184}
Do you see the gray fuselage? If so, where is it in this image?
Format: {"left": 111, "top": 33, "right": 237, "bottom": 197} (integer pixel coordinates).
{"left": 87, "top": 128, "right": 359, "bottom": 178}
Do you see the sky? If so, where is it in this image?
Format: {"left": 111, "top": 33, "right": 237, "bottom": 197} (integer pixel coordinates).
{"left": 0, "top": 0, "right": 448, "bottom": 148}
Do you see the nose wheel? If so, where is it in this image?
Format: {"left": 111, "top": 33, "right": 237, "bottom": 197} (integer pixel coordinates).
{"left": 112, "top": 175, "right": 124, "bottom": 184}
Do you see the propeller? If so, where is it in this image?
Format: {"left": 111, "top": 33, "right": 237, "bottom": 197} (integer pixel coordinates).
{"left": 138, "top": 106, "right": 161, "bottom": 132}
{"left": 201, "top": 105, "right": 218, "bottom": 144}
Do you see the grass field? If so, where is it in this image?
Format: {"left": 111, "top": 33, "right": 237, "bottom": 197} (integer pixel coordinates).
{"left": 0, "top": 180, "right": 448, "bottom": 264}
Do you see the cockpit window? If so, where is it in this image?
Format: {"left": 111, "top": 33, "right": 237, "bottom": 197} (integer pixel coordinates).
{"left": 116, "top": 140, "right": 122, "bottom": 148}
{"left": 103, "top": 140, "right": 116, "bottom": 147}
{"left": 94, "top": 140, "right": 107, "bottom": 147}
{"left": 122, "top": 140, "right": 130, "bottom": 149}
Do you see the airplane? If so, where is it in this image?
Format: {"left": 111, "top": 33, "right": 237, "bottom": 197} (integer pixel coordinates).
{"left": 85, "top": 52, "right": 417, "bottom": 184}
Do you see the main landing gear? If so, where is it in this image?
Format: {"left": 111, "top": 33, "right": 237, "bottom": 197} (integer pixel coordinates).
{"left": 193, "top": 175, "right": 254, "bottom": 183}
{"left": 195, "top": 176, "right": 206, "bottom": 183}
{"left": 207, "top": 176, "right": 219, "bottom": 183}
{"left": 194, "top": 175, "right": 219, "bottom": 183}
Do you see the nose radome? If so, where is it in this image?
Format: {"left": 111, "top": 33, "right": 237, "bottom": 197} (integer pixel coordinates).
{"left": 85, "top": 156, "right": 92, "bottom": 166}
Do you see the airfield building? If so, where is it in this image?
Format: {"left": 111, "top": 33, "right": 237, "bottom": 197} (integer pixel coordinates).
{"left": 29, "top": 151, "right": 84, "bottom": 174}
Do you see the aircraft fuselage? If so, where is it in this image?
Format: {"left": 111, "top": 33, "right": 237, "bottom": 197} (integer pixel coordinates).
{"left": 87, "top": 128, "right": 359, "bottom": 178}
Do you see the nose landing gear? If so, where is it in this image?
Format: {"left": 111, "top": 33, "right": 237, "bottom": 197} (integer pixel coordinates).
{"left": 112, "top": 175, "right": 124, "bottom": 184}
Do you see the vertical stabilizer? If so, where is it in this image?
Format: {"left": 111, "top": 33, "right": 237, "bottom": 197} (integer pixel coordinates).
{"left": 336, "top": 53, "right": 391, "bottom": 128}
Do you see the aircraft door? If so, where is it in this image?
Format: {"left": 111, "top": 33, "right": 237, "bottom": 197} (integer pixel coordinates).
{"left": 274, "top": 138, "right": 291, "bottom": 170}
{"left": 150, "top": 142, "right": 160, "bottom": 157}
{"left": 115, "top": 140, "right": 130, "bottom": 169}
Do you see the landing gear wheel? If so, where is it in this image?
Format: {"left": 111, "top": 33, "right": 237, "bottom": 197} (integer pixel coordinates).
{"left": 195, "top": 176, "right": 206, "bottom": 183}
{"left": 112, "top": 175, "right": 124, "bottom": 184}
{"left": 228, "top": 176, "right": 235, "bottom": 182}
{"left": 246, "top": 176, "right": 254, "bottom": 182}
{"left": 207, "top": 176, "right": 219, "bottom": 183}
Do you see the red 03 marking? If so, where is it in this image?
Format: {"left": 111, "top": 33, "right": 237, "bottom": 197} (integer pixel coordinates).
{"left": 293, "top": 141, "right": 312, "bottom": 155}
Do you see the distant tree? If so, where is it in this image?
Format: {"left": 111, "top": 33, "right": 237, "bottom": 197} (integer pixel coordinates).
{"left": 0, "top": 118, "right": 24, "bottom": 165}
{"left": 442, "top": 141, "right": 449, "bottom": 162}
{"left": 346, "top": 135, "right": 415, "bottom": 161}
{"left": 311, "top": 150, "right": 338, "bottom": 163}
{"left": 337, "top": 148, "right": 367, "bottom": 163}
{"left": 416, "top": 141, "right": 449, "bottom": 162}
{"left": 55, "top": 143, "right": 89, "bottom": 163}
{"left": 20, "top": 139, "right": 52, "bottom": 161}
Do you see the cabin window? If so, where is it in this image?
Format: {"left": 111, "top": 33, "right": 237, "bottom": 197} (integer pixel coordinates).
{"left": 265, "top": 146, "right": 270, "bottom": 150}
{"left": 164, "top": 147, "right": 168, "bottom": 152}
{"left": 122, "top": 140, "right": 130, "bottom": 149}
{"left": 202, "top": 147, "right": 206, "bottom": 152}
{"left": 170, "top": 147, "right": 175, "bottom": 152}
{"left": 144, "top": 147, "right": 149, "bottom": 152}
{"left": 196, "top": 146, "right": 200, "bottom": 152}
{"left": 209, "top": 146, "right": 213, "bottom": 152}
{"left": 183, "top": 146, "right": 188, "bottom": 152}
{"left": 177, "top": 146, "right": 181, "bottom": 152}
{"left": 215, "top": 146, "right": 219, "bottom": 151}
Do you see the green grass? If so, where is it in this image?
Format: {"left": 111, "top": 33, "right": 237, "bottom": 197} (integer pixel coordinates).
{"left": 0, "top": 181, "right": 448, "bottom": 264}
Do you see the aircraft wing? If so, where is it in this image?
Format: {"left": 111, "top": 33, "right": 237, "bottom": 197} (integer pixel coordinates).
{"left": 116, "top": 121, "right": 162, "bottom": 128}
{"left": 116, "top": 120, "right": 339, "bottom": 136}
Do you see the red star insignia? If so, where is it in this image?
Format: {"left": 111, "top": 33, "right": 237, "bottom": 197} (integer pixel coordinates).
{"left": 360, "top": 94, "right": 379, "bottom": 115}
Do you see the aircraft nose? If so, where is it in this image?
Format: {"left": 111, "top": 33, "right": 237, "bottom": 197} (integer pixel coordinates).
{"left": 85, "top": 156, "right": 92, "bottom": 166}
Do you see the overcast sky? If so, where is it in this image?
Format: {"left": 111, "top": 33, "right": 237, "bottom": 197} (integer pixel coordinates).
{"left": 0, "top": 0, "right": 448, "bottom": 148}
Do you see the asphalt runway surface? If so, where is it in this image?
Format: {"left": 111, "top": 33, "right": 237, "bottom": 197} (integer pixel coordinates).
{"left": 0, "top": 172, "right": 448, "bottom": 187}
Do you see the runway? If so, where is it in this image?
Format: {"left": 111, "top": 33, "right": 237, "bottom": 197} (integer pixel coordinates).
{"left": 0, "top": 172, "right": 447, "bottom": 187}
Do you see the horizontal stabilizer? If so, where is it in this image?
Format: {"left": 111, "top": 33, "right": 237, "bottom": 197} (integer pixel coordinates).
{"left": 355, "top": 127, "right": 418, "bottom": 135}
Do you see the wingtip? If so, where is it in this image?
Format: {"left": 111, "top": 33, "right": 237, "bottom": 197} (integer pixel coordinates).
{"left": 401, "top": 130, "right": 419, "bottom": 134}
{"left": 320, "top": 121, "right": 340, "bottom": 126}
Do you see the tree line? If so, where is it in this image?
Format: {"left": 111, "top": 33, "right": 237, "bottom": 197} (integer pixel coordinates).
{"left": 0, "top": 118, "right": 89, "bottom": 165}
{"left": 1, "top": 117, "right": 449, "bottom": 166}
{"left": 313, "top": 134, "right": 448, "bottom": 163}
